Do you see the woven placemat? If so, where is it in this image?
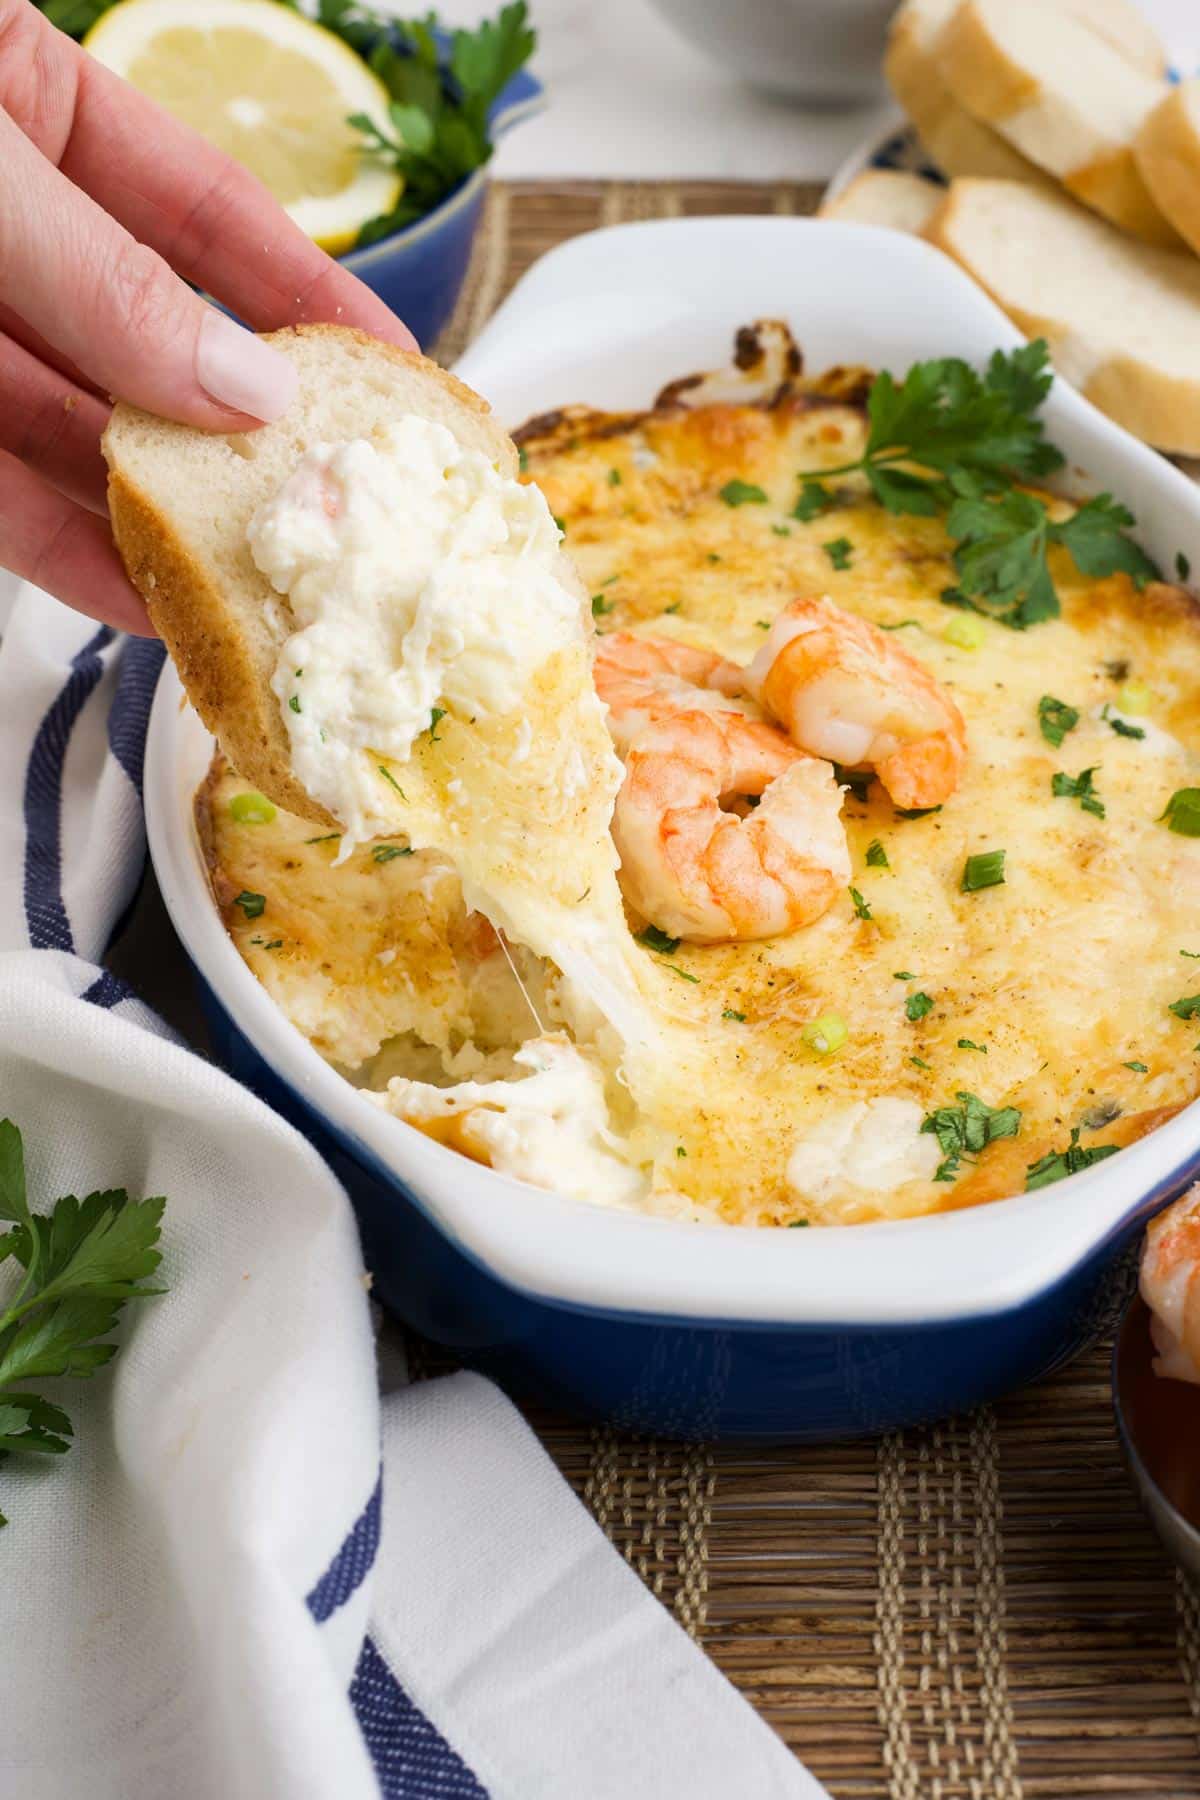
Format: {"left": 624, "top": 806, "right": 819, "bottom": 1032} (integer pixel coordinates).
{"left": 413, "top": 178, "right": 1200, "bottom": 1799}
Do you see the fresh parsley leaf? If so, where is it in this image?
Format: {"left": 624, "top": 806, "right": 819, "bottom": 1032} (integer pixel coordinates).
{"left": 0, "top": 1121, "right": 166, "bottom": 1528}
{"left": 1038, "top": 695, "right": 1079, "bottom": 748}
{"left": 1024, "top": 1127, "right": 1119, "bottom": 1191}
{"left": 234, "top": 891, "right": 266, "bottom": 920}
{"left": 637, "top": 925, "right": 681, "bottom": 954}
{"left": 719, "top": 479, "right": 768, "bottom": 507}
{"left": 906, "top": 991, "right": 933, "bottom": 1021}
{"left": 1161, "top": 788, "right": 1200, "bottom": 836}
{"left": 961, "top": 850, "right": 1005, "bottom": 892}
{"left": 1169, "top": 994, "right": 1200, "bottom": 1020}
{"left": 944, "top": 490, "right": 1059, "bottom": 629}
{"left": 1052, "top": 494, "right": 1158, "bottom": 585}
{"left": 823, "top": 536, "right": 854, "bottom": 571}
{"left": 921, "top": 1090, "right": 1021, "bottom": 1183}
{"left": 865, "top": 839, "right": 889, "bottom": 869}
{"left": 849, "top": 887, "right": 873, "bottom": 920}
{"left": 1052, "top": 766, "right": 1105, "bottom": 819}
{"left": 792, "top": 480, "right": 833, "bottom": 522}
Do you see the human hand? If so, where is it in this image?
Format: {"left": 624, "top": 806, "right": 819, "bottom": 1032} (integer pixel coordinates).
{"left": 0, "top": 0, "right": 417, "bottom": 635}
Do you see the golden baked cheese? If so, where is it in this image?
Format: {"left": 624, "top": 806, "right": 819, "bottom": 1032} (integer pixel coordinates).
{"left": 200, "top": 324, "right": 1200, "bottom": 1227}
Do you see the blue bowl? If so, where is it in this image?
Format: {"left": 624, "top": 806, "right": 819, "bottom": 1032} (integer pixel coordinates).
{"left": 337, "top": 64, "right": 543, "bottom": 346}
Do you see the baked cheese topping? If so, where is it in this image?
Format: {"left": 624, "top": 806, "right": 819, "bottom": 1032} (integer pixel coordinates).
{"left": 248, "top": 417, "right": 583, "bottom": 848}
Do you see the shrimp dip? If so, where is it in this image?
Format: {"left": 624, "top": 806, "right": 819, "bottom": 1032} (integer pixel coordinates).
{"left": 198, "top": 325, "right": 1200, "bottom": 1228}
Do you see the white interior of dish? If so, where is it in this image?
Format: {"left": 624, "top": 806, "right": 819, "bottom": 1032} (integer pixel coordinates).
{"left": 145, "top": 217, "right": 1200, "bottom": 1326}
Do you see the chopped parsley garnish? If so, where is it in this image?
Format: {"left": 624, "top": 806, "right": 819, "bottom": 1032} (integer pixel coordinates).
{"left": 1104, "top": 659, "right": 1130, "bottom": 681}
{"left": 865, "top": 839, "right": 889, "bottom": 869}
{"left": 823, "top": 536, "right": 854, "bottom": 571}
{"left": 1024, "top": 1128, "right": 1119, "bottom": 1191}
{"left": 552, "top": 514, "right": 566, "bottom": 534}
{"left": 234, "top": 891, "right": 265, "bottom": 919}
{"left": 792, "top": 479, "right": 833, "bottom": 522}
{"left": 961, "top": 849, "right": 1006, "bottom": 891}
{"left": 304, "top": 833, "right": 341, "bottom": 845}
{"left": 663, "top": 600, "right": 681, "bottom": 615}
{"left": 1082, "top": 1100, "right": 1121, "bottom": 1129}
{"left": 771, "top": 524, "right": 792, "bottom": 537}
{"left": 1169, "top": 994, "right": 1200, "bottom": 1020}
{"left": 895, "top": 803, "right": 942, "bottom": 820}
{"left": 288, "top": 694, "right": 302, "bottom": 714}
{"left": 1183, "top": 950, "right": 1200, "bottom": 959}
{"left": 720, "top": 479, "right": 768, "bottom": 507}
{"left": 1105, "top": 709, "right": 1145, "bottom": 739}
{"left": 1051, "top": 766, "right": 1105, "bottom": 819}
{"left": 957, "top": 1038, "right": 987, "bottom": 1053}
{"left": 378, "top": 764, "right": 407, "bottom": 799}
{"left": 1124, "top": 1061, "right": 1148, "bottom": 1073}
{"left": 608, "top": 467, "right": 622, "bottom": 486}
{"left": 893, "top": 970, "right": 916, "bottom": 981}
{"left": 755, "top": 619, "right": 771, "bottom": 630}
{"left": 880, "top": 619, "right": 921, "bottom": 632}
{"left": 787, "top": 1218, "right": 810, "bottom": 1228}
{"left": 910, "top": 1056, "right": 931, "bottom": 1070}
{"left": 676, "top": 1145, "right": 687, "bottom": 1157}
{"left": 1161, "top": 788, "right": 1200, "bottom": 836}
{"left": 637, "top": 924, "right": 681, "bottom": 954}
{"left": 1178, "top": 552, "right": 1191, "bottom": 581}
{"left": 706, "top": 552, "right": 721, "bottom": 564}
{"left": 722, "top": 1008, "right": 746, "bottom": 1022}
{"left": 427, "top": 706, "right": 446, "bottom": 741}
{"left": 517, "top": 446, "right": 529, "bottom": 473}
{"left": 373, "top": 844, "right": 414, "bottom": 863}
{"left": 834, "top": 764, "right": 872, "bottom": 803}
{"left": 906, "top": 991, "right": 933, "bottom": 1021}
{"left": 591, "top": 593, "right": 615, "bottom": 617}
{"left": 1037, "top": 695, "right": 1079, "bottom": 748}
{"left": 921, "top": 1090, "right": 1021, "bottom": 1183}
{"left": 849, "top": 887, "right": 873, "bottom": 920}
{"left": 665, "top": 964, "right": 700, "bottom": 984}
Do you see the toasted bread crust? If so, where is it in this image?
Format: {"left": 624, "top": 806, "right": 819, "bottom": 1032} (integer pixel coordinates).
{"left": 1136, "top": 82, "right": 1200, "bottom": 258}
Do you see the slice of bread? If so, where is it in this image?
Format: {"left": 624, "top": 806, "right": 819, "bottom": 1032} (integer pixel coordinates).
{"left": 885, "top": 0, "right": 1045, "bottom": 183}
{"left": 820, "top": 170, "right": 943, "bottom": 234}
{"left": 937, "top": 0, "right": 1179, "bottom": 245}
{"left": 926, "top": 178, "right": 1200, "bottom": 453}
{"left": 103, "top": 325, "right": 518, "bottom": 823}
{"left": 1136, "top": 79, "right": 1200, "bottom": 259}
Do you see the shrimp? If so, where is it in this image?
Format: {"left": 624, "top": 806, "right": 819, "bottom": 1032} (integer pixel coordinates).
{"left": 1141, "top": 1186, "right": 1200, "bottom": 1384}
{"left": 745, "top": 596, "right": 967, "bottom": 810}
{"left": 594, "top": 632, "right": 747, "bottom": 754}
{"left": 613, "top": 708, "right": 851, "bottom": 943}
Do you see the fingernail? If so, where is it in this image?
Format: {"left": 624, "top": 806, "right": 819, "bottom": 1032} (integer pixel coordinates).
{"left": 196, "top": 310, "right": 298, "bottom": 422}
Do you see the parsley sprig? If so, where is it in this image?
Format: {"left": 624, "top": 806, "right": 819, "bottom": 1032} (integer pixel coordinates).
{"left": 797, "top": 340, "right": 1158, "bottom": 629}
{"left": 921, "top": 1091, "right": 1021, "bottom": 1183}
{"left": 0, "top": 1120, "right": 167, "bottom": 1528}
{"left": 330, "top": 0, "right": 535, "bottom": 247}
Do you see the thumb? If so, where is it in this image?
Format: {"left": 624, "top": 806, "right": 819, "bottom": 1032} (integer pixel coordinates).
{"left": 1, "top": 111, "right": 296, "bottom": 429}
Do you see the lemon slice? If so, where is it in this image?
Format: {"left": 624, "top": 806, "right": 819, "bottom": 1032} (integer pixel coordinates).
{"left": 84, "top": 0, "right": 402, "bottom": 254}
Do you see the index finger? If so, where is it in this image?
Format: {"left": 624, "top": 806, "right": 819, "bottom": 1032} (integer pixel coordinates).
{"left": 7, "top": 2, "right": 416, "bottom": 347}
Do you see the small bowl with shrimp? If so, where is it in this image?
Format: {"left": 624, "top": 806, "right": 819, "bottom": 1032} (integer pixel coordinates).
{"left": 147, "top": 216, "right": 1200, "bottom": 1437}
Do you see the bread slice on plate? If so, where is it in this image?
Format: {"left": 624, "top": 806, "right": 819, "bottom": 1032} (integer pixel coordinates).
{"left": 936, "top": 0, "right": 1179, "bottom": 246}
{"left": 885, "top": 0, "right": 1045, "bottom": 183}
{"left": 927, "top": 178, "right": 1200, "bottom": 454}
{"left": 103, "top": 326, "right": 515, "bottom": 823}
{"left": 1136, "top": 79, "right": 1200, "bottom": 259}
{"left": 820, "top": 170, "right": 943, "bottom": 233}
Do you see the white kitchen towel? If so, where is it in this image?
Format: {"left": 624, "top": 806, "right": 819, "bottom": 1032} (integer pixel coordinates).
{"left": 0, "top": 583, "right": 824, "bottom": 1800}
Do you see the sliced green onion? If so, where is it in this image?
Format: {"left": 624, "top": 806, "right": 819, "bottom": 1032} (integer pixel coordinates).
{"left": 1117, "top": 679, "right": 1152, "bottom": 714}
{"left": 962, "top": 849, "right": 1006, "bottom": 892}
{"left": 229, "top": 791, "right": 276, "bottom": 825}
{"left": 943, "top": 614, "right": 985, "bottom": 651}
{"left": 801, "top": 1013, "right": 848, "bottom": 1056}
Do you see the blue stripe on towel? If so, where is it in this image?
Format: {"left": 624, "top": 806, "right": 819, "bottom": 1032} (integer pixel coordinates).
{"left": 306, "top": 1469, "right": 382, "bottom": 1623}
{"left": 81, "top": 968, "right": 139, "bottom": 1010}
{"left": 23, "top": 626, "right": 115, "bottom": 951}
{"left": 107, "top": 638, "right": 166, "bottom": 799}
{"left": 350, "top": 1636, "right": 488, "bottom": 1799}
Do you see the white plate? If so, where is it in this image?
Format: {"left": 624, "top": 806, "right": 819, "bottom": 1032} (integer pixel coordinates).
{"left": 146, "top": 214, "right": 1200, "bottom": 1327}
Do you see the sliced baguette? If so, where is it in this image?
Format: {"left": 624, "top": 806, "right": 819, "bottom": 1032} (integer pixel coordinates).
{"left": 1136, "top": 79, "right": 1200, "bottom": 259}
{"left": 885, "top": 0, "right": 1045, "bottom": 183}
{"left": 937, "top": 0, "right": 1180, "bottom": 246}
{"left": 820, "top": 170, "right": 943, "bottom": 233}
{"left": 102, "top": 325, "right": 518, "bottom": 823}
{"left": 926, "top": 178, "right": 1200, "bottom": 454}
